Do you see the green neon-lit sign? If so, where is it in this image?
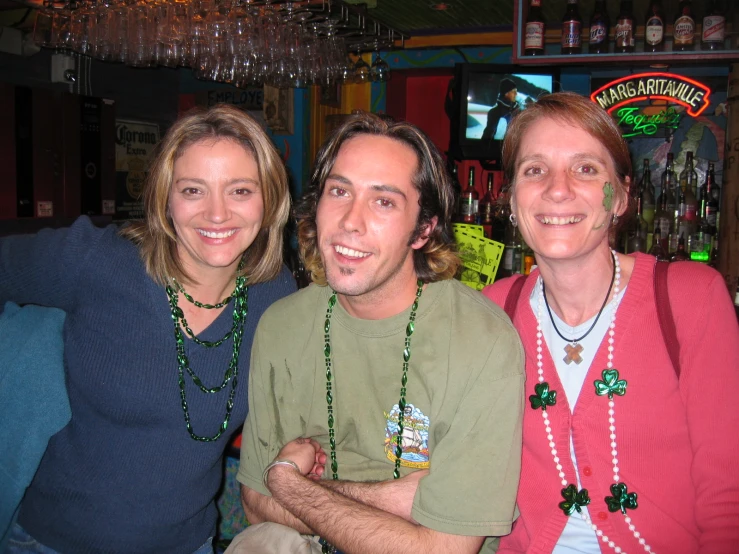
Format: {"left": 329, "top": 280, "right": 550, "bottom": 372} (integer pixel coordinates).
{"left": 615, "top": 106, "right": 682, "bottom": 138}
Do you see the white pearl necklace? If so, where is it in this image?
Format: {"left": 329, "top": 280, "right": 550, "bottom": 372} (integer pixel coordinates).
{"left": 535, "top": 250, "right": 655, "bottom": 554}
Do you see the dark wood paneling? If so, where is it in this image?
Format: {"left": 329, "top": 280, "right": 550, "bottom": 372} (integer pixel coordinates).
{"left": 61, "top": 93, "right": 81, "bottom": 218}
{"left": 101, "top": 100, "right": 116, "bottom": 213}
{"left": 0, "top": 82, "right": 16, "bottom": 219}
{"left": 32, "top": 87, "right": 56, "bottom": 217}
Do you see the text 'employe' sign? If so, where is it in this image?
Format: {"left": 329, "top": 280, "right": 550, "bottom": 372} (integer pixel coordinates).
{"left": 590, "top": 72, "right": 711, "bottom": 118}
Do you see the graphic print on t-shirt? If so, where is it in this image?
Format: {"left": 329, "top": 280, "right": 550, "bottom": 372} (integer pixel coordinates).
{"left": 383, "top": 403, "right": 430, "bottom": 468}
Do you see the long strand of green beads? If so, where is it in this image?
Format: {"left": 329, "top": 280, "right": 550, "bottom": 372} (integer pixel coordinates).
{"left": 167, "top": 271, "right": 248, "bottom": 442}
{"left": 393, "top": 282, "right": 422, "bottom": 479}
{"left": 320, "top": 281, "right": 424, "bottom": 553}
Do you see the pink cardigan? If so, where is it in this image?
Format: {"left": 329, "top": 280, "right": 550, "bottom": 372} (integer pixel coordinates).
{"left": 483, "top": 253, "right": 739, "bottom": 554}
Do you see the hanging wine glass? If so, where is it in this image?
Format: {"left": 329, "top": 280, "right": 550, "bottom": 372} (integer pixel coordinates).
{"left": 33, "top": 0, "right": 55, "bottom": 48}
{"left": 32, "top": 0, "right": 402, "bottom": 89}
{"left": 352, "top": 43, "right": 370, "bottom": 84}
{"left": 370, "top": 40, "right": 389, "bottom": 82}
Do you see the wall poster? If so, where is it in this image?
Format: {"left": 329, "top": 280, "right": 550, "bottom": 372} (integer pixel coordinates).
{"left": 115, "top": 119, "right": 160, "bottom": 220}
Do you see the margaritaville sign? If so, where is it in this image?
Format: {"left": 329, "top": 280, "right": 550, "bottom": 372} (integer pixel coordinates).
{"left": 590, "top": 72, "right": 711, "bottom": 117}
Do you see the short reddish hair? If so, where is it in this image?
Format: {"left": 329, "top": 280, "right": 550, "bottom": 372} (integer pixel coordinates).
{"left": 503, "top": 91, "right": 631, "bottom": 212}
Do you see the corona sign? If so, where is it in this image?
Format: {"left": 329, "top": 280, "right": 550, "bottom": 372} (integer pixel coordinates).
{"left": 590, "top": 72, "right": 711, "bottom": 117}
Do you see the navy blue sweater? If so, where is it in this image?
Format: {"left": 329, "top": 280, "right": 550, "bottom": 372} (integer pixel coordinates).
{"left": 0, "top": 217, "right": 295, "bottom": 553}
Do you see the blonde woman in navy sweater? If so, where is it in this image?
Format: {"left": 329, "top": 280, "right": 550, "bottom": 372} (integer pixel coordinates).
{"left": 1, "top": 105, "right": 295, "bottom": 553}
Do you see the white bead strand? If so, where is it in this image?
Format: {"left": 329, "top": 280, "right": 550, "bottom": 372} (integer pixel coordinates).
{"left": 535, "top": 251, "right": 655, "bottom": 554}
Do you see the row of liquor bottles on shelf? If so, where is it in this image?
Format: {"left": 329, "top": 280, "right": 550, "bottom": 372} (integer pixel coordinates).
{"left": 621, "top": 152, "right": 721, "bottom": 264}
{"left": 451, "top": 153, "right": 722, "bottom": 279}
{"left": 499, "top": 219, "right": 712, "bottom": 279}
{"left": 455, "top": 166, "right": 499, "bottom": 230}
{"left": 525, "top": 0, "right": 729, "bottom": 55}
{"left": 453, "top": 166, "right": 543, "bottom": 277}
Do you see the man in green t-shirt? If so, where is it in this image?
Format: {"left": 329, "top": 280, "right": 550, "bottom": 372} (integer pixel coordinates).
{"left": 229, "top": 113, "right": 524, "bottom": 554}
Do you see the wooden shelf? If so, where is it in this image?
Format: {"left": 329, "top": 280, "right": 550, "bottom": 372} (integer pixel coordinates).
{"left": 516, "top": 49, "right": 739, "bottom": 66}
{"left": 513, "top": 0, "right": 739, "bottom": 66}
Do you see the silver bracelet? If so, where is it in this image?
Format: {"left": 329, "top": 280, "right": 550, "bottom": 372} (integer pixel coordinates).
{"left": 262, "top": 459, "right": 301, "bottom": 489}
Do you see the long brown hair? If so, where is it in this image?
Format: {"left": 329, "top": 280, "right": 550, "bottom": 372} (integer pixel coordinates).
{"left": 120, "top": 104, "right": 290, "bottom": 286}
{"left": 295, "top": 112, "right": 460, "bottom": 286}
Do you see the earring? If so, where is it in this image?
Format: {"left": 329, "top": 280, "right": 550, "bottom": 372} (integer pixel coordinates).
{"left": 612, "top": 214, "right": 619, "bottom": 225}
{"left": 509, "top": 213, "right": 518, "bottom": 227}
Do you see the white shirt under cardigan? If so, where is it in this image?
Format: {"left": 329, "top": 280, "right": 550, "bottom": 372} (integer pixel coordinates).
{"left": 529, "top": 279, "right": 627, "bottom": 553}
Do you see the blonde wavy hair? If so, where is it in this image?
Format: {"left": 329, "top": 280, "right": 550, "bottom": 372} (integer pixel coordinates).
{"left": 295, "top": 112, "right": 460, "bottom": 286}
{"left": 120, "top": 104, "right": 290, "bottom": 286}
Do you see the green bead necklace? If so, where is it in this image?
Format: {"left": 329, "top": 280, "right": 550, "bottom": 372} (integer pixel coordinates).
{"left": 320, "top": 280, "right": 423, "bottom": 554}
{"left": 165, "top": 261, "right": 248, "bottom": 442}
{"left": 174, "top": 278, "right": 233, "bottom": 309}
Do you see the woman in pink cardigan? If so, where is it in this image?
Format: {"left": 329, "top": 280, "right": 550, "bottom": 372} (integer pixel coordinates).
{"left": 483, "top": 92, "right": 739, "bottom": 554}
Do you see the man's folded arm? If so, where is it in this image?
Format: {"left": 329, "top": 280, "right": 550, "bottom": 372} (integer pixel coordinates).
{"left": 267, "top": 465, "right": 485, "bottom": 554}
{"left": 240, "top": 484, "right": 315, "bottom": 535}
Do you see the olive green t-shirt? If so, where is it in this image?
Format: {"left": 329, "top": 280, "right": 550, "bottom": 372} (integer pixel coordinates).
{"left": 238, "top": 279, "right": 524, "bottom": 547}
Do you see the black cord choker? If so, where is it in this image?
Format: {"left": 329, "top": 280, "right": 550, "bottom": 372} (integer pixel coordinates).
{"left": 542, "top": 251, "right": 616, "bottom": 365}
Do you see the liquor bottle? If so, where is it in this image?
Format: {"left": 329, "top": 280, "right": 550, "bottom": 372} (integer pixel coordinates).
{"left": 524, "top": 0, "right": 546, "bottom": 56}
{"left": 678, "top": 152, "right": 698, "bottom": 246}
{"left": 709, "top": 237, "right": 719, "bottom": 268}
{"left": 640, "top": 159, "right": 656, "bottom": 231}
{"left": 479, "top": 173, "right": 495, "bottom": 227}
{"left": 491, "top": 181, "right": 510, "bottom": 245}
{"left": 588, "top": 0, "right": 610, "bottom": 54}
{"left": 503, "top": 224, "right": 523, "bottom": 276}
{"left": 670, "top": 234, "right": 690, "bottom": 262}
{"left": 644, "top": 0, "right": 665, "bottom": 52}
{"left": 654, "top": 189, "right": 671, "bottom": 254}
{"left": 660, "top": 153, "right": 678, "bottom": 234}
{"left": 691, "top": 186, "right": 713, "bottom": 263}
{"left": 459, "top": 167, "right": 478, "bottom": 224}
{"left": 627, "top": 193, "right": 648, "bottom": 253}
{"left": 680, "top": 152, "right": 698, "bottom": 195}
{"left": 670, "top": 185, "right": 685, "bottom": 254}
{"left": 561, "top": 0, "right": 583, "bottom": 54}
{"left": 649, "top": 225, "right": 669, "bottom": 261}
{"left": 449, "top": 162, "right": 462, "bottom": 213}
{"left": 705, "top": 162, "right": 719, "bottom": 235}
{"left": 614, "top": 1, "right": 635, "bottom": 53}
{"left": 673, "top": 0, "right": 695, "bottom": 51}
{"left": 702, "top": 0, "right": 725, "bottom": 50}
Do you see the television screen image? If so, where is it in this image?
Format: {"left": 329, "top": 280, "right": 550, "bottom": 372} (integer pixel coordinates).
{"left": 465, "top": 73, "right": 554, "bottom": 141}
{"left": 449, "top": 64, "right": 558, "bottom": 163}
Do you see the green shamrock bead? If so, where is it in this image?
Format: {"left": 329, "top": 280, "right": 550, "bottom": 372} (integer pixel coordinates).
{"left": 529, "top": 382, "right": 557, "bottom": 410}
{"left": 594, "top": 368, "right": 627, "bottom": 398}
{"left": 605, "top": 482, "right": 638, "bottom": 515}
{"left": 559, "top": 484, "right": 591, "bottom": 516}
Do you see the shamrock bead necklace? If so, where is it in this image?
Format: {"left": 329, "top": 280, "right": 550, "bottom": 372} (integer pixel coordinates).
{"left": 321, "top": 280, "right": 424, "bottom": 554}
{"left": 532, "top": 250, "right": 655, "bottom": 554}
{"left": 165, "top": 260, "right": 248, "bottom": 442}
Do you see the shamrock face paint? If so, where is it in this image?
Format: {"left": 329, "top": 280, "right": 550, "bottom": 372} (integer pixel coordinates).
{"left": 602, "top": 181, "right": 614, "bottom": 212}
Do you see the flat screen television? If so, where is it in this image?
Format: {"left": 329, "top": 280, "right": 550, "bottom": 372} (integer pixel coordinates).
{"left": 448, "top": 63, "right": 559, "bottom": 165}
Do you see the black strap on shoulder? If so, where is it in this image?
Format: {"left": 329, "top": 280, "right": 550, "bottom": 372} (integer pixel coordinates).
{"left": 654, "top": 261, "right": 681, "bottom": 379}
{"left": 504, "top": 275, "right": 528, "bottom": 322}
{"left": 504, "top": 263, "right": 681, "bottom": 379}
